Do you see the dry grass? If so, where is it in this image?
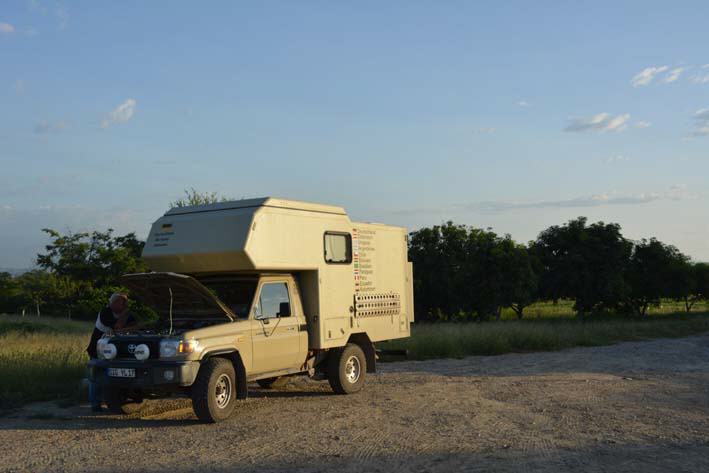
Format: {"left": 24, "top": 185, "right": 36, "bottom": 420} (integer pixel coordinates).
{"left": 0, "top": 316, "right": 91, "bottom": 409}
{"left": 2, "top": 305, "right": 709, "bottom": 408}
{"left": 385, "top": 312, "right": 709, "bottom": 360}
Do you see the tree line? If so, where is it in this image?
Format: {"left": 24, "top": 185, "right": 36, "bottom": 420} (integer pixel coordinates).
{"left": 0, "top": 229, "right": 147, "bottom": 319}
{"left": 0, "top": 215, "right": 707, "bottom": 322}
{"left": 409, "top": 217, "right": 709, "bottom": 321}
{"left": 0, "top": 189, "right": 222, "bottom": 319}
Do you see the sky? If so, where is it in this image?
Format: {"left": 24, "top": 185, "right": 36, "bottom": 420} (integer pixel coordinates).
{"left": 1, "top": 1, "right": 708, "bottom": 269}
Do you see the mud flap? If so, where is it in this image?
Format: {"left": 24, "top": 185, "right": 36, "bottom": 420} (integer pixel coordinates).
{"left": 234, "top": 356, "right": 248, "bottom": 400}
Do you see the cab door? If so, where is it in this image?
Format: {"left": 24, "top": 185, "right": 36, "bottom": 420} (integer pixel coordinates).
{"left": 250, "top": 280, "right": 303, "bottom": 374}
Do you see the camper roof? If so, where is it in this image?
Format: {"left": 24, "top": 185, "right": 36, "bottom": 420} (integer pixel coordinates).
{"left": 165, "top": 197, "right": 347, "bottom": 217}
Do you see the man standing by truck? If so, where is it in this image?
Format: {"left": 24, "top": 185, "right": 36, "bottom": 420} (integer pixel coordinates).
{"left": 86, "top": 293, "right": 135, "bottom": 412}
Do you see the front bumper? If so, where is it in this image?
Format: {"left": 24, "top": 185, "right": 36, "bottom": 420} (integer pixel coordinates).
{"left": 88, "top": 359, "right": 200, "bottom": 390}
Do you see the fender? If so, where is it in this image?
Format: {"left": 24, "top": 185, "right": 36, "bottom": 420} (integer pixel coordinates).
{"left": 200, "top": 349, "right": 248, "bottom": 400}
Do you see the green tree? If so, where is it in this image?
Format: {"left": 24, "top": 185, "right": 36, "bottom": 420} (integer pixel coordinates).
{"left": 463, "top": 228, "right": 505, "bottom": 321}
{"left": 37, "top": 228, "right": 147, "bottom": 287}
{"left": 15, "top": 270, "right": 53, "bottom": 316}
{"left": 409, "top": 223, "right": 537, "bottom": 321}
{"left": 408, "top": 222, "right": 468, "bottom": 320}
{"left": 169, "top": 188, "right": 233, "bottom": 208}
{"left": 497, "top": 239, "right": 538, "bottom": 319}
{"left": 34, "top": 228, "right": 147, "bottom": 319}
{"left": 624, "top": 239, "right": 689, "bottom": 317}
{"left": 532, "top": 217, "right": 632, "bottom": 316}
{"left": 678, "top": 262, "right": 709, "bottom": 312}
{"left": 0, "top": 272, "right": 24, "bottom": 314}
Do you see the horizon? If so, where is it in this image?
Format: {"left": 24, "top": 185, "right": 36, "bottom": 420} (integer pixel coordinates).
{"left": 2, "top": 1, "right": 708, "bottom": 267}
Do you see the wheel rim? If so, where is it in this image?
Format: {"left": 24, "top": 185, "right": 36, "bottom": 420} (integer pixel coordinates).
{"left": 215, "top": 374, "right": 232, "bottom": 409}
{"left": 345, "top": 355, "right": 361, "bottom": 384}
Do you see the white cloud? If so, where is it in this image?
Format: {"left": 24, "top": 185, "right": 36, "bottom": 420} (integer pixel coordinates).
{"left": 606, "top": 155, "right": 630, "bottom": 164}
{"left": 0, "top": 22, "right": 15, "bottom": 34}
{"left": 28, "top": 0, "right": 49, "bottom": 15}
{"left": 393, "top": 186, "right": 698, "bottom": 216}
{"left": 691, "top": 73, "right": 709, "bottom": 84}
{"left": 28, "top": 1, "right": 68, "bottom": 30}
{"left": 517, "top": 100, "right": 530, "bottom": 107}
{"left": 473, "top": 127, "right": 496, "bottom": 135}
{"left": 663, "top": 67, "right": 684, "bottom": 83}
{"left": 693, "top": 109, "right": 709, "bottom": 120}
{"left": 564, "top": 113, "right": 630, "bottom": 133}
{"left": 33, "top": 121, "right": 50, "bottom": 134}
{"left": 690, "top": 108, "right": 709, "bottom": 137}
{"left": 631, "top": 66, "right": 668, "bottom": 87}
{"left": 101, "top": 98, "right": 137, "bottom": 129}
{"left": 13, "top": 79, "right": 25, "bottom": 94}
{"left": 691, "top": 128, "right": 709, "bottom": 137}
{"left": 33, "top": 120, "right": 68, "bottom": 134}
{"left": 55, "top": 7, "right": 68, "bottom": 30}
{"left": 667, "top": 184, "right": 697, "bottom": 200}
{"left": 635, "top": 121, "right": 652, "bottom": 129}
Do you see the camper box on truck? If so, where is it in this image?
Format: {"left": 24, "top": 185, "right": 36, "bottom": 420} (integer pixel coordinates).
{"left": 88, "top": 197, "right": 414, "bottom": 422}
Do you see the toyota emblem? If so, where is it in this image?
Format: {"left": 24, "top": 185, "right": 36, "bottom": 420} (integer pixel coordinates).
{"left": 127, "top": 344, "right": 136, "bottom": 354}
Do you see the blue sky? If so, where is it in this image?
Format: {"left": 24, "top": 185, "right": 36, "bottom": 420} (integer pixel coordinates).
{"left": 1, "top": 1, "right": 708, "bottom": 268}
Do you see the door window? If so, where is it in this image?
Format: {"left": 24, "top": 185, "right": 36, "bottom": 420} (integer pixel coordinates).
{"left": 254, "top": 282, "right": 291, "bottom": 319}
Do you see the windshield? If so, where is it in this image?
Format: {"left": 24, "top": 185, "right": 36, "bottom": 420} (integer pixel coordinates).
{"left": 197, "top": 277, "right": 257, "bottom": 318}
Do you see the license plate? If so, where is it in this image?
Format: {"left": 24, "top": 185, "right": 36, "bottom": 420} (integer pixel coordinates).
{"left": 107, "top": 368, "right": 135, "bottom": 378}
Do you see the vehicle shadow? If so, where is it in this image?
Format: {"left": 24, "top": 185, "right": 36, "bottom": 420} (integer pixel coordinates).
{"left": 0, "top": 415, "right": 203, "bottom": 430}
{"left": 0, "top": 387, "right": 335, "bottom": 430}
{"left": 247, "top": 388, "right": 332, "bottom": 399}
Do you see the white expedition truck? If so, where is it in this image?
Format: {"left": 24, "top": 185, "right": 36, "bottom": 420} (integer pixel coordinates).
{"left": 88, "top": 197, "right": 414, "bottom": 422}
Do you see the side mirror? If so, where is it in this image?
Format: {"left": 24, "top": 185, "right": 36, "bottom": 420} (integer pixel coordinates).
{"left": 254, "top": 307, "right": 270, "bottom": 324}
{"left": 278, "top": 302, "right": 291, "bottom": 317}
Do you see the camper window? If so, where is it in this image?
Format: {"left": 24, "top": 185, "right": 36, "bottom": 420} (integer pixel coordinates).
{"left": 324, "top": 232, "right": 352, "bottom": 264}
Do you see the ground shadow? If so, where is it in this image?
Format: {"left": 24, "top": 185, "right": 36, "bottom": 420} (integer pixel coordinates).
{"left": 82, "top": 441, "right": 709, "bottom": 473}
{"left": 0, "top": 386, "right": 335, "bottom": 430}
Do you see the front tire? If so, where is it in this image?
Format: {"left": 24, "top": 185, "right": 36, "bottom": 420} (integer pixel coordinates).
{"left": 328, "top": 343, "right": 367, "bottom": 394}
{"left": 191, "top": 358, "right": 237, "bottom": 423}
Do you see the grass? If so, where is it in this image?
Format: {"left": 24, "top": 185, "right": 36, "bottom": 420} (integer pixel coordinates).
{"left": 0, "top": 315, "right": 91, "bottom": 409}
{"left": 2, "top": 304, "right": 709, "bottom": 409}
{"left": 497, "top": 299, "right": 709, "bottom": 320}
{"left": 384, "top": 312, "right": 709, "bottom": 360}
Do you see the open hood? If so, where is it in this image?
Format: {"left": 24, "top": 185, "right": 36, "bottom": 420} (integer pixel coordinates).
{"left": 120, "top": 272, "right": 236, "bottom": 322}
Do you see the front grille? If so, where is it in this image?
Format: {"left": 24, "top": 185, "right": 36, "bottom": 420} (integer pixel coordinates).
{"left": 112, "top": 339, "right": 161, "bottom": 360}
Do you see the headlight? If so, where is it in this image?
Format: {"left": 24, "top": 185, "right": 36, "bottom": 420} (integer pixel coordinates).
{"left": 133, "top": 343, "right": 150, "bottom": 361}
{"left": 160, "top": 340, "right": 179, "bottom": 358}
{"left": 160, "top": 339, "right": 201, "bottom": 358}
{"left": 96, "top": 338, "right": 108, "bottom": 359}
{"left": 100, "top": 342, "right": 117, "bottom": 360}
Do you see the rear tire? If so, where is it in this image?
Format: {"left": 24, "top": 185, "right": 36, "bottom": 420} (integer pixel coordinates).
{"left": 328, "top": 343, "right": 366, "bottom": 394}
{"left": 191, "top": 358, "right": 237, "bottom": 423}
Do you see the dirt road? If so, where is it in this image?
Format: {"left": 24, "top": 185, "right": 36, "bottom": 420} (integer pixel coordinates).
{"left": 2, "top": 335, "right": 709, "bottom": 472}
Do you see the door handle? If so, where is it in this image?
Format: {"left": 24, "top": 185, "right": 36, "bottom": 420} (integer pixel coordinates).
{"left": 286, "top": 327, "right": 296, "bottom": 331}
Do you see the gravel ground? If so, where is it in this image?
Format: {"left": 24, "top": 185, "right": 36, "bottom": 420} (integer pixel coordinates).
{"left": 1, "top": 334, "right": 709, "bottom": 473}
